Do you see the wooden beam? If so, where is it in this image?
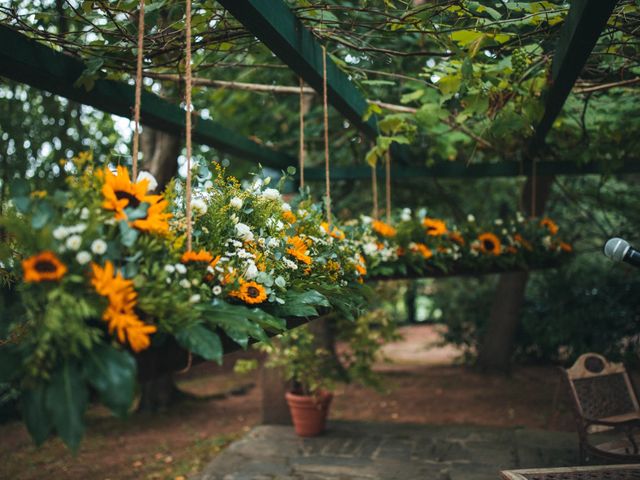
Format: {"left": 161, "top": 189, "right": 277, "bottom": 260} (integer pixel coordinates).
{"left": 533, "top": 0, "right": 619, "bottom": 145}
{"left": 0, "top": 26, "right": 295, "bottom": 169}
{"left": 296, "top": 160, "right": 640, "bottom": 181}
{"left": 217, "top": 0, "right": 378, "bottom": 139}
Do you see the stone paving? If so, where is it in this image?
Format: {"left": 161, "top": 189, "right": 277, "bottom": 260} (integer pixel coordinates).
{"left": 196, "top": 421, "right": 580, "bottom": 480}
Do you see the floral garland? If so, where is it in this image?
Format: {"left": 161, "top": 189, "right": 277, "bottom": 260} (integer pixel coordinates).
{"left": 344, "top": 208, "right": 573, "bottom": 278}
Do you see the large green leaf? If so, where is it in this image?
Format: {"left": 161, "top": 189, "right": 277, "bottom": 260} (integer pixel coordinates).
{"left": 176, "top": 324, "right": 223, "bottom": 364}
{"left": 22, "top": 385, "right": 52, "bottom": 446}
{"left": 84, "top": 345, "right": 136, "bottom": 417}
{"left": 45, "top": 362, "right": 88, "bottom": 452}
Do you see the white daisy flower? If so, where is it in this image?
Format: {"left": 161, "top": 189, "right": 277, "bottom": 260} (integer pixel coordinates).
{"left": 53, "top": 226, "right": 69, "bottom": 240}
{"left": 65, "top": 235, "right": 82, "bottom": 251}
{"left": 261, "top": 188, "right": 281, "bottom": 201}
{"left": 75, "top": 251, "right": 91, "bottom": 265}
{"left": 192, "top": 198, "right": 207, "bottom": 216}
{"left": 164, "top": 265, "right": 176, "bottom": 274}
{"left": 189, "top": 294, "right": 201, "bottom": 303}
{"left": 175, "top": 263, "right": 187, "bottom": 274}
{"left": 179, "top": 279, "right": 191, "bottom": 289}
{"left": 91, "top": 239, "right": 107, "bottom": 255}
{"left": 212, "top": 286, "right": 222, "bottom": 295}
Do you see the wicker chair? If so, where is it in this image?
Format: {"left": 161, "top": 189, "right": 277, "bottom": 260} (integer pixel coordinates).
{"left": 500, "top": 464, "right": 640, "bottom": 479}
{"left": 563, "top": 352, "right": 640, "bottom": 463}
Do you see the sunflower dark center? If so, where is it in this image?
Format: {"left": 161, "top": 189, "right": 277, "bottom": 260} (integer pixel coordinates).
{"left": 427, "top": 226, "right": 437, "bottom": 233}
{"left": 35, "top": 260, "right": 57, "bottom": 272}
{"left": 247, "top": 286, "right": 260, "bottom": 298}
{"left": 115, "top": 190, "right": 141, "bottom": 209}
{"left": 483, "top": 239, "right": 495, "bottom": 251}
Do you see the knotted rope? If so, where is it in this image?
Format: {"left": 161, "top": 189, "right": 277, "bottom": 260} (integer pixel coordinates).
{"left": 371, "top": 164, "right": 379, "bottom": 219}
{"left": 299, "top": 77, "right": 305, "bottom": 190}
{"left": 322, "top": 45, "right": 332, "bottom": 227}
{"left": 131, "top": 0, "right": 145, "bottom": 179}
{"left": 385, "top": 150, "right": 391, "bottom": 224}
{"left": 185, "top": 0, "right": 193, "bottom": 251}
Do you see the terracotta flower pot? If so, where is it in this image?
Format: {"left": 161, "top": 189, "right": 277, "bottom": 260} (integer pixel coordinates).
{"left": 285, "top": 390, "right": 333, "bottom": 437}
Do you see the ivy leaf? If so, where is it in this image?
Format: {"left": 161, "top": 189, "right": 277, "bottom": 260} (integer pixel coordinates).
{"left": 45, "top": 362, "right": 88, "bottom": 452}
{"left": 176, "top": 324, "right": 223, "bottom": 364}
{"left": 21, "top": 385, "right": 52, "bottom": 446}
{"left": 84, "top": 345, "right": 136, "bottom": 418}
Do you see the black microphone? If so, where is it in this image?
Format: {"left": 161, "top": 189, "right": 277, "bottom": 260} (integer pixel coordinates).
{"left": 603, "top": 237, "right": 640, "bottom": 268}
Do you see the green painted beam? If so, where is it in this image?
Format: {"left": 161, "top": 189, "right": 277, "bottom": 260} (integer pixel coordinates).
{"left": 217, "top": 0, "right": 378, "bottom": 139}
{"left": 533, "top": 0, "right": 619, "bottom": 145}
{"left": 298, "top": 160, "right": 640, "bottom": 181}
{"left": 0, "top": 25, "right": 295, "bottom": 169}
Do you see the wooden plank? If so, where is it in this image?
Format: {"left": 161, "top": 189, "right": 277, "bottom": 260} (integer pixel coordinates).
{"left": 217, "top": 0, "right": 378, "bottom": 139}
{"left": 0, "top": 25, "right": 295, "bottom": 169}
{"left": 533, "top": 0, "right": 619, "bottom": 145}
{"left": 296, "top": 160, "right": 640, "bottom": 181}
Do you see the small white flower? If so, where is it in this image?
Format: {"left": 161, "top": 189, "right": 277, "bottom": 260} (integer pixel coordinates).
{"left": 235, "top": 222, "right": 254, "bottom": 242}
{"left": 206, "top": 266, "right": 215, "bottom": 273}
{"left": 401, "top": 208, "right": 412, "bottom": 222}
{"left": 282, "top": 202, "right": 291, "bottom": 212}
{"left": 276, "top": 220, "right": 285, "bottom": 231}
{"left": 189, "top": 294, "right": 201, "bottom": 303}
{"left": 230, "top": 213, "right": 240, "bottom": 225}
{"left": 80, "top": 208, "right": 90, "bottom": 220}
{"left": 542, "top": 236, "right": 552, "bottom": 248}
{"left": 297, "top": 209, "right": 308, "bottom": 218}
{"left": 363, "top": 242, "right": 378, "bottom": 256}
{"left": 175, "top": 263, "right": 187, "bottom": 274}
{"left": 136, "top": 170, "right": 158, "bottom": 192}
{"left": 75, "top": 251, "right": 91, "bottom": 265}
{"left": 192, "top": 198, "right": 207, "bottom": 216}
{"left": 164, "top": 264, "right": 175, "bottom": 274}
{"left": 105, "top": 218, "right": 117, "bottom": 226}
{"left": 361, "top": 215, "right": 372, "bottom": 225}
{"left": 244, "top": 262, "right": 259, "bottom": 280}
{"left": 65, "top": 235, "right": 82, "bottom": 251}
{"left": 212, "top": 285, "right": 222, "bottom": 295}
{"left": 494, "top": 219, "right": 504, "bottom": 226}
{"left": 261, "top": 188, "right": 281, "bottom": 201}
{"left": 251, "top": 178, "right": 263, "bottom": 191}
{"left": 230, "top": 197, "right": 243, "bottom": 209}
{"left": 179, "top": 279, "right": 191, "bottom": 289}
{"left": 467, "top": 214, "right": 476, "bottom": 223}
{"left": 70, "top": 223, "right": 87, "bottom": 234}
{"left": 191, "top": 278, "right": 200, "bottom": 286}
{"left": 517, "top": 212, "right": 525, "bottom": 223}
{"left": 283, "top": 258, "right": 298, "bottom": 270}
{"left": 53, "top": 226, "right": 69, "bottom": 240}
{"left": 91, "top": 239, "right": 107, "bottom": 255}
{"left": 204, "top": 180, "right": 213, "bottom": 190}
{"left": 267, "top": 238, "right": 279, "bottom": 249}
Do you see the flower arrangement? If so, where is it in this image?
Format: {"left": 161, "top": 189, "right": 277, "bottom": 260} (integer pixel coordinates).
{"left": 345, "top": 209, "right": 573, "bottom": 278}
{"left": 0, "top": 154, "right": 368, "bottom": 451}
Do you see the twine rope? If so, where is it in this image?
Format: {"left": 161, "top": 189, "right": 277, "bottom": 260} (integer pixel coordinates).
{"left": 131, "top": 0, "right": 145, "bottom": 179}
{"left": 299, "top": 77, "right": 305, "bottom": 189}
{"left": 322, "top": 45, "right": 332, "bottom": 227}
{"left": 371, "top": 164, "right": 379, "bottom": 219}
{"left": 185, "top": 0, "right": 193, "bottom": 251}
{"left": 385, "top": 150, "right": 391, "bottom": 224}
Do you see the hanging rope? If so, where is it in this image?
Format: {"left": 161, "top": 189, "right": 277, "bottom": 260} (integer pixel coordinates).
{"left": 371, "top": 164, "right": 379, "bottom": 219}
{"left": 385, "top": 150, "right": 392, "bottom": 224}
{"left": 185, "top": 0, "right": 193, "bottom": 252}
{"left": 299, "top": 77, "right": 305, "bottom": 190}
{"left": 322, "top": 45, "right": 332, "bottom": 227}
{"left": 131, "top": 0, "right": 145, "bottom": 179}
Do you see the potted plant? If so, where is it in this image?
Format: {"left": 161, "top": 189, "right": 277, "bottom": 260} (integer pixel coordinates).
{"left": 262, "top": 327, "right": 339, "bottom": 437}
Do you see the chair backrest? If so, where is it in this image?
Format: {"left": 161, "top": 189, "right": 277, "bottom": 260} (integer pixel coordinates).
{"left": 564, "top": 353, "right": 639, "bottom": 422}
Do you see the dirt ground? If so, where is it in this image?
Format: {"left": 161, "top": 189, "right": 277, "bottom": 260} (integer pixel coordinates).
{"left": 0, "top": 325, "right": 577, "bottom": 480}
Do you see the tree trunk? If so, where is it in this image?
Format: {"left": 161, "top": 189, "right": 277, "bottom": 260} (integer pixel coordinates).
{"left": 136, "top": 127, "right": 182, "bottom": 412}
{"left": 140, "top": 127, "right": 181, "bottom": 191}
{"left": 477, "top": 174, "right": 555, "bottom": 373}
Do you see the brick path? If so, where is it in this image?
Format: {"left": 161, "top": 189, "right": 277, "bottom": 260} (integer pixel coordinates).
{"left": 196, "top": 421, "right": 579, "bottom": 480}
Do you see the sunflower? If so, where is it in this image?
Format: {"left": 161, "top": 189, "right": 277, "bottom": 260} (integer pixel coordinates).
{"left": 130, "top": 196, "right": 172, "bottom": 234}
{"left": 126, "top": 320, "right": 158, "bottom": 353}
{"left": 514, "top": 233, "right": 533, "bottom": 251}
{"left": 101, "top": 167, "right": 171, "bottom": 233}
{"left": 559, "top": 241, "right": 573, "bottom": 253}
{"left": 181, "top": 249, "right": 215, "bottom": 265}
{"left": 230, "top": 281, "right": 267, "bottom": 305}
{"left": 372, "top": 220, "right": 397, "bottom": 238}
{"left": 411, "top": 243, "right": 433, "bottom": 259}
{"left": 101, "top": 166, "right": 153, "bottom": 220}
{"left": 423, "top": 217, "right": 448, "bottom": 236}
{"left": 287, "top": 236, "right": 312, "bottom": 265}
{"left": 90, "top": 261, "right": 134, "bottom": 302}
{"left": 282, "top": 210, "right": 297, "bottom": 224}
{"left": 477, "top": 233, "right": 502, "bottom": 255}
{"left": 540, "top": 217, "right": 559, "bottom": 236}
{"left": 22, "top": 251, "right": 67, "bottom": 283}
{"left": 449, "top": 231, "right": 465, "bottom": 246}
{"left": 321, "top": 221, "right": 346, "bottom": 240}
